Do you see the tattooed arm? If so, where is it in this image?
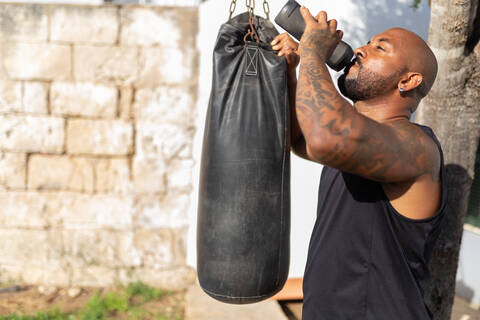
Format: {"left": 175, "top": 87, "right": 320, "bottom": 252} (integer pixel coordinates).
{"left": 296, "top": 8, "right": 440, "bottom": 183}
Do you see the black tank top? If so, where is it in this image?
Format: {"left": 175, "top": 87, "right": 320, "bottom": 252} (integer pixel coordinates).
{"left": 302, "top": 124, "right": 447, "bottom": 320}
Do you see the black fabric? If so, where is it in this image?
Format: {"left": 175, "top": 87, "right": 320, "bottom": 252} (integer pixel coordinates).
{"left": 302, "top": 124, "right": 447, "bottom": 319}
{"left": 197, "top": 12, "right": 290, "bottom": 304}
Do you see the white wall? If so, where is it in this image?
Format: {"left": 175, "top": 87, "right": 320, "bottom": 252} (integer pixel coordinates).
{"left": 456, "top": 225, "right": 480, "bottom": 307}
{"left": 189, "top": 0, "right": 431, "bottom": 278}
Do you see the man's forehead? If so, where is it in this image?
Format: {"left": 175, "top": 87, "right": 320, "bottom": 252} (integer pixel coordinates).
{"left": 371, "top": 28, "right": 419, "bottom": 46}
{"left": 371, "top": 30, "right": 399, "bottom": 43}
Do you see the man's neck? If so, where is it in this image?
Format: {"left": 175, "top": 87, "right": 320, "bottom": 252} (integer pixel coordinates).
{"left": 353, "top": 95, "right": 416, "bottom": 124}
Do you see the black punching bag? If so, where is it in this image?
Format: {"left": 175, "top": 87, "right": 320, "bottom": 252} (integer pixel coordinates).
{"left": 197, "top": 12, "right": 291, "bottom": 304}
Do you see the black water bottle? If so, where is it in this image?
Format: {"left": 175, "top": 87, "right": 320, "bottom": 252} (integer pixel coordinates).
{"left": 275, "top": 0, "right": 354, "bottom": 71}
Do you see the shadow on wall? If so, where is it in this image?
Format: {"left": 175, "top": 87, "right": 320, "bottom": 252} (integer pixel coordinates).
{"left": 341, "top": 0, "right": 431, "bottom": 48}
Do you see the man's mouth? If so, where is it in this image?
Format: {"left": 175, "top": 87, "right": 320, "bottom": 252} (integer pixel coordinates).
{"left": 342, "top": 58, "right": 357, "bottom": 75}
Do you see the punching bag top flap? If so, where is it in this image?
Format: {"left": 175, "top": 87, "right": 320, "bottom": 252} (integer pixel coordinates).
{"left": 225, "top": 12, "right": 278, "bottom": 47}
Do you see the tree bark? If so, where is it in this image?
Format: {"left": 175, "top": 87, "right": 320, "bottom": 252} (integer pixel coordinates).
{"left": 416, "top": 0, "right": 480, "bottom": 318}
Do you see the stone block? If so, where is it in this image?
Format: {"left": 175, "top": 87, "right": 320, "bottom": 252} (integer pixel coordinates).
{"left": 74, "top": 46, "right": 138, "bottom": 85}
{"left": 0, "top": 192, "right": 48, "bottom": 228}
{"left": 133, "top": 229, "right": 175, "bottom": 269}
{"left": 167, "top": 159, "right": 194, "bottom": 190}
{"left": 0, "top": 230, "right": 48, "bottom": 266}
{"left": 137, "top": 47, "right": 197, "bottom": 87}
{"left": 95, "top": 158, "right": 132, "bottom": 194}
{"left": 0, "top": 265, "right": 70, "bottom": 286}
{"left": 136, "top": 121, "right": 194, "bottom": 160}
{"left": 0, "top": 115, "right": 64, "bottom": 153}
{"left": 134, "top": 193, "right": 190, "bottom": 228}
{"left": 67, "top": 119, "right": 133, "bottom": 155}
{"left": 50, "top": 6, "right": 118, "bottom": 43}
{"left": 119, "top": 86, "right": 133, "bottom": 119}
{"left": 120, "top": 7, "right": 180, "bottom": 47}
{"left": 51, "top": 82, "right": 117, "bottom": 118}
{"left": 0, "top": 81, "right": 48, "bottom": 114}
{"left": 133, "top": 86, "right": 195, "bottom": 124}
{"left": 0, "top": 5, "right": 48, "bottom": 42}
{"left": 59, "top": 230, "right": 138, "bottom": 267}
{"left": 0, "top": 80, "right": 22, "bottom": 113}
{"left": 23, "top": 82, "right": 48, "bottom": 114}
{"left": 172, "top": 227, "right": 188, "bottom": 266}
{"left": 132, "top": 156, "right": 166, "bottom": 194}
{"left": 4, "top": 44, "right": 71, "bottom": 80}
{"left": 70, "top": 266, "right": 117, "bottom": 287}
{"left": 28, "top": 155, "right": 95, "bottom": 192}
{"left": 0, "top": 153, "right": 26, "bottom": 190}
{"left": 120, "top": 7, "right": 197, "bottom": 49}
{"left": 45, "top": 192, "right": 133, "bottom": 230}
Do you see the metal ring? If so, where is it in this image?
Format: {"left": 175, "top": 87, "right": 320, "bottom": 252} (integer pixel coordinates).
{"left": 263, "top": 0, "right": 270, "bottom": 19}
{"left": 229, "top": 0, "right": 236, "bottom": 19}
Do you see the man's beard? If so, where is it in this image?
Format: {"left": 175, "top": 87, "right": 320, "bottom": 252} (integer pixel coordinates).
{"left": 338, "top": 62, "right": 403, "bottom": 102}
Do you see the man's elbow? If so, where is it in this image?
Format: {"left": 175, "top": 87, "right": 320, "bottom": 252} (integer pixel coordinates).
{"left": 305, "top": 136, "right": 334, "bottom": 163}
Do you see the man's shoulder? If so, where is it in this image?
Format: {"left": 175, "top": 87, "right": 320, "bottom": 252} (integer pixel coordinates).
{"left": 387, "top": 120, "right": 442, "bottom": 182}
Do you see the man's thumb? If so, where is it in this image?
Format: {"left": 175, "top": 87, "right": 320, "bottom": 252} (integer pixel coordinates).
{"left": 300, "top": 6, "right": 316, "bottom": 25}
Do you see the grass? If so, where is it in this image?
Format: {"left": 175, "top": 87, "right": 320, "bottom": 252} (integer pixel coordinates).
{"left": 0, "top": 282, "right": 181, "bottom": 320}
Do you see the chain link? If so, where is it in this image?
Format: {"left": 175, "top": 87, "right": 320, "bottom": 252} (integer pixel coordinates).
{"left": 263, "top": 0, "right": 270, "bottom": 20}
{"left": 246, "top": 0, "right": 255, "bottom": 13}
{"left": 229, "top": 0, "right": 269, "bottom": 23}
{"left": 228, "top": 0, "right": 236, "bottom": 20}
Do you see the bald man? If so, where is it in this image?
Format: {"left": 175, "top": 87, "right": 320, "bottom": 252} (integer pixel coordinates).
{"left": 271, "top": 7, "right": 446, "bottom": 320}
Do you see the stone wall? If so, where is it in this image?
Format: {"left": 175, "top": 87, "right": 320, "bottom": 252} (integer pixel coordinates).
{"left": 0, "top": 3, "right": 198, "bottom": 288}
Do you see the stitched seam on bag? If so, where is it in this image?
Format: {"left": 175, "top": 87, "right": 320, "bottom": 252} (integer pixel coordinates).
{"left": 200, "top": 285, "right": 277, "bottom": 300}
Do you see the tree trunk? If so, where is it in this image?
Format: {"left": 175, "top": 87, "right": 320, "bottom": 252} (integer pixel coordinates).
{"left": 416, "top": 0, "right": 480, "bottom": 318}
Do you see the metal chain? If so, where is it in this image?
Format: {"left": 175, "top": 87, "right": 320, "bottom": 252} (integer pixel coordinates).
{"left": 228, "top": 0, "right": 236, "bottom": 20}
{"left": 246, "top": 0, "right": 255, "bottom": 14}
{"left": 263, "top": 0, "right": 270, "bottom": 20}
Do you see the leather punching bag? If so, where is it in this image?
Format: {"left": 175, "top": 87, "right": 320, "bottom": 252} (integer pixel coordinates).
{"left": 197, "top": 12, "right": 291, "bottom": 304}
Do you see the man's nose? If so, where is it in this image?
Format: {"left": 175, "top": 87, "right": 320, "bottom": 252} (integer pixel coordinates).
{"left": 354, "top": 47, "right": 366, "bottom": 59}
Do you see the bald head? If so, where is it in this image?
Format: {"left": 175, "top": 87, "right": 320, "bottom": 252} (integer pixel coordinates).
{"left": 385, "top": 28, "right": 438, "bottom": 98}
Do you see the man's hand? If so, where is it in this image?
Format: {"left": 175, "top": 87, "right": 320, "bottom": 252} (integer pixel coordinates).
{"left": 271, "top": 33, "right": 300, "bottom": 78}
{"left": 298, "top": 7, "right": 343, "bottom": 62}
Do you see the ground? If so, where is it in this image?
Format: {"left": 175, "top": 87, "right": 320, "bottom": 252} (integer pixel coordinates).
{"left": 0, "top": 283, "right": 185, "bottom": 319}
{"left": 1, "top": 283, "right": 478, "bottom": 320}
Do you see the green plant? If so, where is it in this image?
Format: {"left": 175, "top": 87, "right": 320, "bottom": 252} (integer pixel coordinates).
{"left": 0, "top": 309, "right": 72, "bottom": 320}
{"left": 80, "top": 293, "right": 105, "bottom": 320}
{"left": 80, "top": 290, "right": 129, "bottom": 320}
{"left": 126, "top": 282, "right": 169, "bottom": 302}
{"left": 0, "top": 284, "right": 180, "bottom": 320}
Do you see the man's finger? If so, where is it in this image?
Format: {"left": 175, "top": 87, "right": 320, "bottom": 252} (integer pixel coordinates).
{"left": 271, "top": 33, "right": 287, "bottom": 46}
{"left": 271, "top": 34, "right": 282, "bottom": 46}
{"left": 328, "top": 19, "right": 337, "bottom": 33}
{"left": 300, "top": 6, "right": 317, "bottom": 26}
{"left": 315, "top": 11, "right": 328, "bottom": 26}
{"left": 337, "top": 30, "right": 344, "bottom": 39}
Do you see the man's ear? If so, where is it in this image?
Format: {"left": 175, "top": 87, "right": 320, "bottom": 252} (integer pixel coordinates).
{"left": 398, "top": 72, "right": 423, "bottom": 92}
